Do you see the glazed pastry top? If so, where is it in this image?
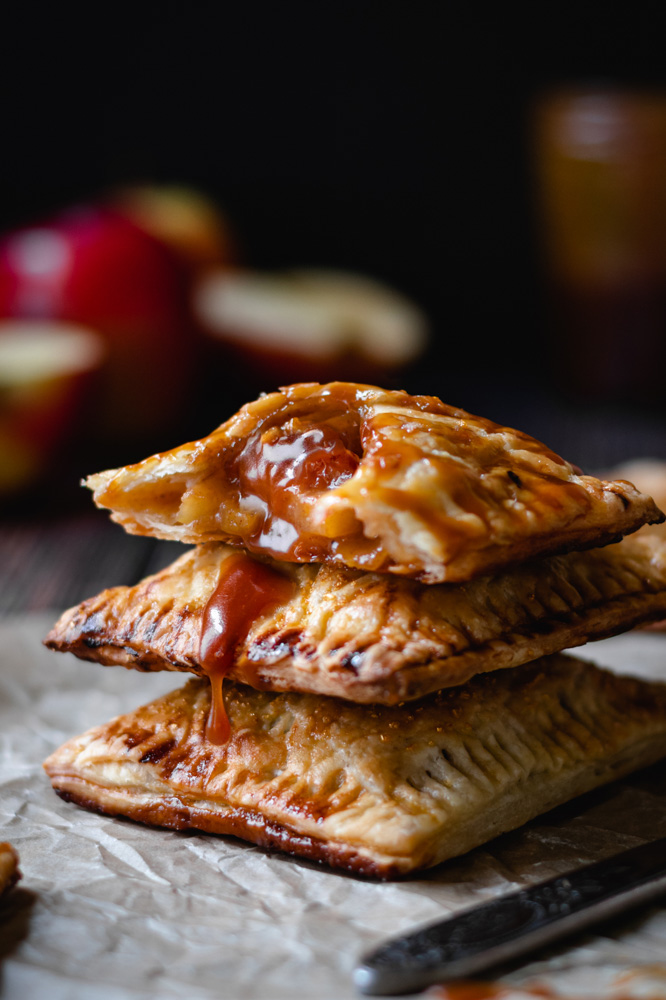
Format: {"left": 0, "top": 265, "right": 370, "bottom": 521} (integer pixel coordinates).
{"left": 85, "top": 383, "right": 664, "bottom": 583}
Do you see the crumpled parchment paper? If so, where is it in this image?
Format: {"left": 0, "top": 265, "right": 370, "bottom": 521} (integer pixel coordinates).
{"left": 2, "top": 615, "right": 666, "bottom": 1000}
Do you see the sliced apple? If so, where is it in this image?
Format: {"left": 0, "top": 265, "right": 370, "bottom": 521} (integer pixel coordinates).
{"left": 112, "top": 184, "right": 237, "bottom": 274}
{"left": 0, "top": 321, "right": 104, "bottom": 494}
{"left": 195, "top": 268, "right": 428, "bottom": 382}
{"left": 0, "top": 208, "right": 195, "bottom": 442}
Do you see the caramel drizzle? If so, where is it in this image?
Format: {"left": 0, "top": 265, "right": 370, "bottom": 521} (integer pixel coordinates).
{"left": 228, "top": 407, "right": 591, "bottom": 569}
{"left": 431, "top": 984, "right": 556, "bottom": 999}
{"left": 199, "top": 552, "right": 293, "bottom": 743}
{"left": 431, "top": 983, "right": 650, "bottom": 1000}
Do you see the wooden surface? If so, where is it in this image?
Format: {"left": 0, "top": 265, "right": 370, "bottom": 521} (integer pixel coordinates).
{"left": 0, "top": 510, "right": 183, "bottom": 616}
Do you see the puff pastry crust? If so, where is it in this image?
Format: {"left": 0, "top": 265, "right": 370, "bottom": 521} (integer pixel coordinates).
{"left": 45, "top": 535, "right": 666, "bottom": 705}
{"left": 84, "top": 382, "right": 663, "bottom": 583}
{"left": 43, "top": 655, "right": 666, "bottom": 878}
{"left": 0, "top": 842, "right": 20, "bottom": 897}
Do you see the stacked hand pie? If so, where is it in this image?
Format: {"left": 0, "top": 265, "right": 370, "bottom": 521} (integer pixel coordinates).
{"left": 44, "top": 383, "right": 666, "bottom": 877}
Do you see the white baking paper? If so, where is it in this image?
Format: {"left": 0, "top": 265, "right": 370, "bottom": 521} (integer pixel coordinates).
{"left": 2, "top": 615, "right": 666, "bottom": 1000}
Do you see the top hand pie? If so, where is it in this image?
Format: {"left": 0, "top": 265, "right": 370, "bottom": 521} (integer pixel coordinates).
{"left": 86, "top": 382, "right": 664, "bottom": 583}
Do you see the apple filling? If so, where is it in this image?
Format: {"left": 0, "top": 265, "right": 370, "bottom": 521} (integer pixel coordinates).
{"left": 176, "top": 409, "right": 380, "bottom": 564}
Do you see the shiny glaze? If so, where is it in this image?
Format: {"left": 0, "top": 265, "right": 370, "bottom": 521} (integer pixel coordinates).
{"left": 199, "top": 552, "right": 294, "bottom": 743}
{"left": 233, "top": 416, "right": 361, "bottom": 561}
{"left": 354, "top": 409, "right": 593, "bottom": 564}
{"left": 133, "top": 382, "right": 613, "bottom": 579}
{"left": 225, "top": 398, "right": 581, "bottom": 570}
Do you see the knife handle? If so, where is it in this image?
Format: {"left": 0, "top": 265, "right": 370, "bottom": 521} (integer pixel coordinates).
{"left": 354, "top": 837, "right": 666, "bottom": 996}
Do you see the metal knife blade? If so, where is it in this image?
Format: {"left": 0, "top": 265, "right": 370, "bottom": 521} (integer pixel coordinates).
{"left": 354, "top": 836, "right": 666, "bottom": 996}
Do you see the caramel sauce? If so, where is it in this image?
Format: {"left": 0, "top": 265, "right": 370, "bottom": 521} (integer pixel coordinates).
{"left": 234, "top": 417, "right": 361, "bottom": 561}
{"left": 430, "top": 984, "right": 555, "bottom": 999}
{"left": 199, "top": 552, "right": 294, "bottom": 743}
{"left": 430, "top": 983, "right": 651, "bottom": 1000}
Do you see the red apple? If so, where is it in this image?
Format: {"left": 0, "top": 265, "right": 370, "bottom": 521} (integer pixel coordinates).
{"left": 0, "top": 206, "right": 194, "bottom": 446}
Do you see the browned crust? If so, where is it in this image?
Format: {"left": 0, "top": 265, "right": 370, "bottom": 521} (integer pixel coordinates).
{"left": 45, "top": 536, "right": 666, "bottom": 704}
{"left": 52, "top": 787, "right": 392, "bottom": 879}
{"left": 366, "top": 590, "right": 666, "bottom": 702}
{"left": 43, "top": 656, "right": 666, "bottom": 878}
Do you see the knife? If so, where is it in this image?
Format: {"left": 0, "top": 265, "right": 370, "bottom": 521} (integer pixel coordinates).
{"left": 354, "top": 836, "right": 666, "bottom": 996}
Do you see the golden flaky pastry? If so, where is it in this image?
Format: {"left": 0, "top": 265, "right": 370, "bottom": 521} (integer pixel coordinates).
{"left": 45, "top": 534, "right": 666, "bottom": 705}
{"left": 0, "top": 842, "right": 20, "bottom": 896}
{"left": 84, "top": 383, "right": 663, "bottom": 583}
{"left": 43, "top": 655, "right": 666, "bottom": 878}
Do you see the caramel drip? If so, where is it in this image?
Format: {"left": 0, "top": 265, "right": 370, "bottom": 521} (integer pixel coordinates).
{"left": 199, "top": 552, "right": 294, "bottom": 743}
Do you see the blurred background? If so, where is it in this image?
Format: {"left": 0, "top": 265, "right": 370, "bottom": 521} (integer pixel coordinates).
{"left": 4, "top": 2, "right": 666, "bottom": 606}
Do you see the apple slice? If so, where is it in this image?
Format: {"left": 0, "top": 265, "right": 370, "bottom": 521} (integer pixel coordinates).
{"left": 112, "top": 184, "right": 237, "bottom": 275}
{"left": 0, "top": 207, "right": 194, "bottom": 442}
{"left": 0, "top": 321, "right": 104, "bottom": 494}
{"left": 194, "top": 268, "right": 428, "bottom": 382}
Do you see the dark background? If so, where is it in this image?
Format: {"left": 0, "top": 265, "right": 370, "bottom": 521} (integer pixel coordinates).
{"left": 3, "top": 2, "right": 666, "bottom": 467}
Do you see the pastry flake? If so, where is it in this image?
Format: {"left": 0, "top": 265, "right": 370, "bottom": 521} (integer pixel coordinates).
{"left": 43, "top": 655, "right": 666, "bottom": 878}
{"left": 84, "top": 383, "right": 664, "bottom": 583}
{"left": 44, "top": 534, "right": 666, "bottom": 705}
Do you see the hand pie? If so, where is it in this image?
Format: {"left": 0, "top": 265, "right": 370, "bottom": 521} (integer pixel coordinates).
{"left": 0, "top": 842, "right": 20, "bottom": 897}
{"left": 84, "top": 382, "right": 663, "bottom": 583}
{"left": 43, "top": 654, "right": 666, "bottom": 878}
{"left": 45, "top": 534, "right": 666, "bottom": 705}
